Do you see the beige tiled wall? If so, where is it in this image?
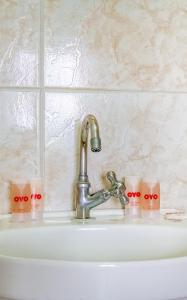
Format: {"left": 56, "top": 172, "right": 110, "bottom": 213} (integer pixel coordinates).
{"left": 45, "top": 0, "right": 187, "bottom": 91}
{"left": 0, "top": 0, "right": 40, "bottom": 87}
{"left": 1, "top": 0, "right": 187, "bottom": 213}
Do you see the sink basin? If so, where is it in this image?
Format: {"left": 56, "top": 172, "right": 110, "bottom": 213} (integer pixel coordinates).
{"left": 1, "top": 223, "right": 187, "bottom": 262}
{"left": 0, "top": 216, "right": 187, "bottom": 300}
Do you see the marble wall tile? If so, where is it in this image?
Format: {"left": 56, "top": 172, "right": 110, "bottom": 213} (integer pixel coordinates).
{"left": 45, "top": 0, "right": 187, "bottom": 91}
{"left": 0, "top": 0, "right": 40, "bottom": 87}
{"left": 0, "top": 91, "right": 39, "bottom": 213}
{"left": 45, "top": 91, "right": 187, "bottom": 211}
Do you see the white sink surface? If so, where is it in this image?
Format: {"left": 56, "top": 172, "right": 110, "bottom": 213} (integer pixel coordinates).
{"left": 0, "top": 223, "right": 187, "bottom": 262}
{"left": 0, "top": 214, "right": 187, "bottom": 300}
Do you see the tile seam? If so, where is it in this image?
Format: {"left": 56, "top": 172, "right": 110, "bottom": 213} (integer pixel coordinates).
{"left": 43, "top": 87, "right": 187, "bottom": 95}
{"left": 39, "top": 0, "right": 45, "bottom": 177}
{"left": 0, "top": 86, "right": 186, "bottom": 95}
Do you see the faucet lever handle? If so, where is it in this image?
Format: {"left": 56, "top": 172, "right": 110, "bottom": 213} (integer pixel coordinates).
{"left": 106, "top": 171, "right": 129, "bottom": 208}
{"left": 106, "top": 171, "right": 125, "bottom": 193}
{"left": 106, "top": 171, "right": 118, "bottom": 185}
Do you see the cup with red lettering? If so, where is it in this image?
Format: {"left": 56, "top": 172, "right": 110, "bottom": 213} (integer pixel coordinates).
{"left": 10, "top": 179, "right": 32, "bottom": 222}
{"left": 125, "top": 176, "right": 141, "bottom": 218}
{"left": 30, "top": 178, "right": 44, "bottom": 221}
{"left": 141, "top": 178, "right": 160, "bottom": 218}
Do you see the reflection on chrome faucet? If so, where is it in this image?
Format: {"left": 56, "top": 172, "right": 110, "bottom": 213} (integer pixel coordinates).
{"left": 75, "top": 114, "right": 128, "bottom": 219}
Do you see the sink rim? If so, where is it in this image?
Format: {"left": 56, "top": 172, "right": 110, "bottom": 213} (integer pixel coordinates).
{"left": 0, "top": 250, "right": 187, "bottom": 267}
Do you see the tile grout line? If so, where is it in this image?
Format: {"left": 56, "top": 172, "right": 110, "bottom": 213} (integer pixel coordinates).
{"left": 43, "top": 87, "right": 187, "bottom": 95}
{"left": 0, "top": 86, "right": 187, "bottom": 95}
{"left": 0, "top": 87, "right": 40, "bottom": 91}
{"left": 39, "top": 0, "right": 45, "bottom": 178}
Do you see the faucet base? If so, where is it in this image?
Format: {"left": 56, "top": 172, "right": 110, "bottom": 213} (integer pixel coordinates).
{"left": 76, "top": 207, "right": 90, "bottom": 219}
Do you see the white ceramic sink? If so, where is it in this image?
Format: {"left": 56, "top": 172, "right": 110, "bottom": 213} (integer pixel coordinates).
{"left": 0, "top": 215, "right": 187, "bottom": 300}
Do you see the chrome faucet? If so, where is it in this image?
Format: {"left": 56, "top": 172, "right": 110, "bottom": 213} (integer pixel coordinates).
{"left": 75, "top": 114, "right": 128, "bottom": 219}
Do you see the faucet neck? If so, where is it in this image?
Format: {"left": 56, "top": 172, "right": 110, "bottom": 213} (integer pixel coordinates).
{"left": 79, "top": 141, "right": 88, "bottom": 183}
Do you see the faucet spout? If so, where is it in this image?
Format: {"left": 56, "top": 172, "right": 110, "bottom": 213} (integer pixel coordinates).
{"left": 79, "top": 114, "right": 101, "bottom": 183}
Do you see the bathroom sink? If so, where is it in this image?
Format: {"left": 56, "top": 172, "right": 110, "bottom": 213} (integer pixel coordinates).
{"left": 0, "top": 217, "right": 187, "bottom": 300}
